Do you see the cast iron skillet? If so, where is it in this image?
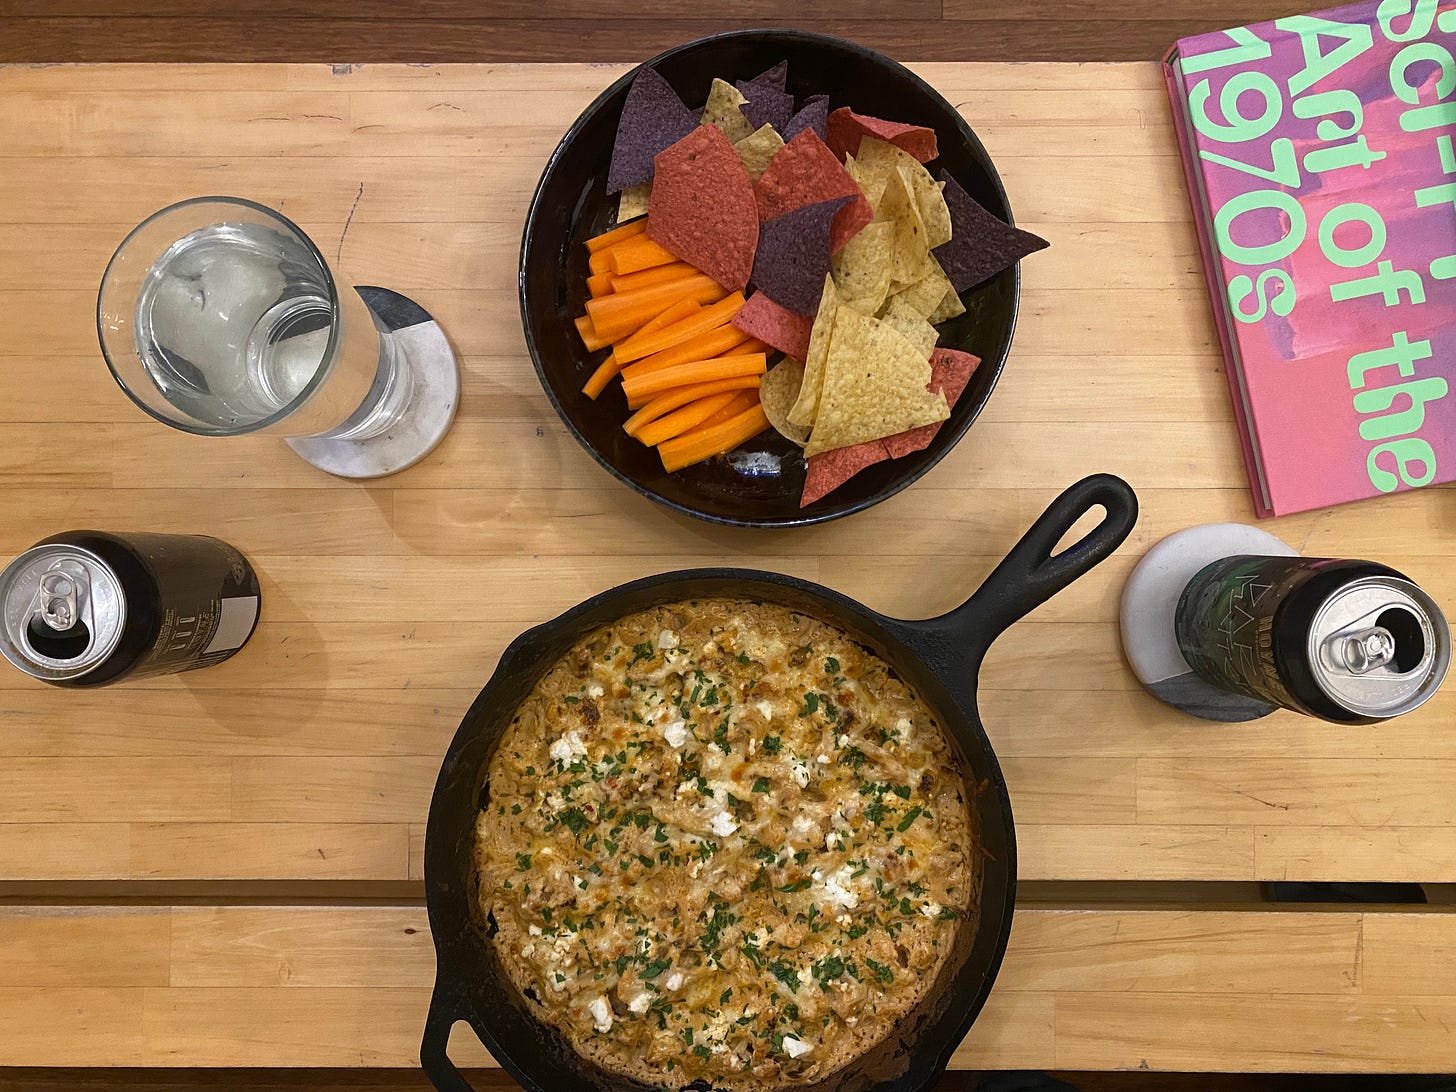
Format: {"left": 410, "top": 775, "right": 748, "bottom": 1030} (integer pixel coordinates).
{"left": 422, "top": 473, "right": 1138, "bottom": 1092}
{"left": 520, "top": 29, "right": 1021, "bottom": 528}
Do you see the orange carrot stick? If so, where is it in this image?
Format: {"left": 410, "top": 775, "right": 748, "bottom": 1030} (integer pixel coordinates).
{"left": 585, "top": 275, "right": 725, "bottom": 342}
{"left": 609, "top": 261, "right": 695, "bottom": 294}
{"left": 616, "top": 292, "right": 746, "bottom": 364}
{"left": 696, "top": 389, "right": 760, "bottom": 429}
{"left": 621, "top": 353, "right": 767, "bottom": 406}
{"left": 574, "top": 314, "right": 612, "bottom": 352}
{"left": 581, "top": 297, "right": 700, "bottom": 400}
{"left": 586, "top": 272, "right": 615, "bottom": 297}
{"left": 588, "top": 249, "right": 615, "bottom": 275}
{"left": 609, "top": 236, "right": 680, "bottom": 276}
{"left": 620, "top": 326, "right": 753, "bottom": 382}
{"left": 622, "top": 376, "right": 763, "bottom": 435}
{"left": 585, "top": 219, "right": 648, "bottom": 253}
{"left": 658, "top": 404, "right": 771, "bottom": 473}
{"left": 636, "top": 392, "right": 742, "bottom": 447}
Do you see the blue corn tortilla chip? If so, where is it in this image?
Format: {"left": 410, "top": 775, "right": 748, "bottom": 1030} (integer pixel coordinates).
{"left": 606, "top": 66, "right": 697, "bottom": 195}
{"left": 783, "top": 94, "right": 829, "bottom": 141}
{"left": 751, "top": 195, "right": 853, "bottom": 317}
{"left": 735, "top": 61, "right": 794, "bottom": 133}
{"left": 932, "top": 170, "right": 1050, "bottom": 292}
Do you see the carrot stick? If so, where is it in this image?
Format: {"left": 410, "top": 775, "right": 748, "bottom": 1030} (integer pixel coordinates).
{"left": 574, "top": 314, "right": 612, "bottom": 352}
{"left": 658, "top": 404, "right": 771, "bottom": 472}
{"left": 619, "top": 326, "right": 754, "bottom": 382}
{"left": 609, "top": 261, "right": 695, "bottom": 294}
{"left": 636, "top": 392, "right": 741, "bottom": 447}
{"left": 621, "top": 353, "right": 767, "bottom": 406}
{"left": 623, "top": 376, "right": 763, "bottom": 435}
{"left": 585, "top": 275, "right": 725, "bottom": 342}
{"left": 581, "top": 297, "right": 700, "bottom": 400}
{"left": 586, "top": 272, "right": 615, "bottom": 297}
{"left": 696, "top": 389, "right": 760, "bottom": 429}
{"left": 609, "top": 236, "right": 679, "bottom": 276}
{"left": 588, "top": 249, "right": 615, "bottom": 275}
{"left": 616, "top": 292, "right": 746, "bottom": 364}
{"left": 585, "top": 219, "right": 648, "bottom": 253}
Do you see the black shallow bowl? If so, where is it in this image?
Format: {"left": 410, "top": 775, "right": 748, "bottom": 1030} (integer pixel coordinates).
{"left": 520, "top": 29, "right": 1021, "bottom": 528}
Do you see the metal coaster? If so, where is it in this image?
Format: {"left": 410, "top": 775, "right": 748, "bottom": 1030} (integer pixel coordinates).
{"left": 288, "top": 286, "right": 460, "bottom": 479}
{"left": 1120, "top": 523, "right": 1298, "bottom": 722}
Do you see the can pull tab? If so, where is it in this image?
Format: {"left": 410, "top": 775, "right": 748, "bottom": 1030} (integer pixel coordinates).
{"left": 1325, "top": 625, "right": 1397, "bottom": 675}
{"left": 39, "top": 571, "right": 80, "bottom": 632}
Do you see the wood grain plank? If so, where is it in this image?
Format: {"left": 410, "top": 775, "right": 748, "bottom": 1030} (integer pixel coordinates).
{"left": 1000, "top": 758, "right": 1138, "bottom": 826}
{"left": 1018, "top": 825, "right": 1256, "bottom": 881}
{"left": 0, "top": 758, "right": 233, "bottom": 822}
{"left": 0, "top": 908, "right": 171, "bottom": 987}
{"left": 0, "top": 988, "right": 148, "bottom": 1066}
{"left": 130, "top": 824, "right": 411, "bottom": 881}
{"left": 1256, "top": 827, "right": 1456, "bottom": 885}
{"left": 0, "top": 823, "right": 132, "bottom": 879}
{"left": 230, "top": 757, "right": 442, "bottom": 823}
{"left": 0, "top": 0, "right": 945, "bottom": 20}
{"left": 1362, "top": 913, "right": 1456, "bottom": 997}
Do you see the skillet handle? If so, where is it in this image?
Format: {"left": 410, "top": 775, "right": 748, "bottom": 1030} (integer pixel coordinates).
{"left": 420, "top": 984, "right": 480, "bottom": 1092}
{"left": 942, "top": 474, "right": 1138, "bottom": 650}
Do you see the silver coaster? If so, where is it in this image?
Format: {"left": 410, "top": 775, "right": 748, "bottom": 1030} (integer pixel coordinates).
{"left": 288, "top": 286, "right": 460, "bottom": 479}
{"left": 1120, "top": 523, "right": 1298, "bottom": 722}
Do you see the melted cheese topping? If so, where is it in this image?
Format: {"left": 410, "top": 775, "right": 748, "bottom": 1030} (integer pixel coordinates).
{"left": 476, "top": 600, "right": 976, "bottom": 1089}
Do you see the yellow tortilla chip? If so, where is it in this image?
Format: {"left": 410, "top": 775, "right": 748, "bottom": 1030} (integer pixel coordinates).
{"left": 700, "top": 78, "right": 753, "bottom": 143}
{"left": 843, "top": 151, "right": 887, "bottom": 212}
{"left": 889, "top": 255, "right": 958, "bottom": 319}
{"left": 804, "top": 306, "right": 949, "bottom": 457}
{"left": 879, "top": 296, "right": 939, "bottom": 359}
{"left": 855, "top": 138, "right": 952, "bottom": 248}
{"left": 830, "top": 219, "right": 894, "bottom": 315}
{"left": 733, "top": 124, "right": 785, "bottom": 182}
{"left": 927, "top": 281, "right": 967, "bottom": 324}
{"left": 787, "top": 275, "right": 838, "bottom": 427}
{"left": 617, "top": 182, "right": 650, "bottom": 222}
{"left": 876, "top": 169, "right": 932, "bottom": 289}
{"left": 759, "top": 358, "right": 810, "bottom": 446}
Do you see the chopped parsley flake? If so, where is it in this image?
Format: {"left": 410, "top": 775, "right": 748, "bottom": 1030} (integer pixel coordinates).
{"left": 752, "top": 776, "right": 771, "bottom": 793}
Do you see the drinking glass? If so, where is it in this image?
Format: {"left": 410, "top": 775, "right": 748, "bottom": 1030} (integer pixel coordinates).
{"left": 98, "top": 196, "right": 459, "bottom": 478}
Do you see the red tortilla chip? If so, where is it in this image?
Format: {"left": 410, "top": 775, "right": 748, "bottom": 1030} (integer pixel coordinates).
{"left": 826, "top": 107, "right": 938, "bottom": 164}
{"left": 754, "top": 129, "right": 873, "bottom": 254}
{"left": 883, "top": 348, "right": 982, "bottom": 458}
{"left": 733, "top": 291, "right": 813, "bottom": 359}
{"left": 800, "top": 439, "right": 890, "bottom": 507}
{"left": 647, "top": 126, "right": 759, "bottom": 292}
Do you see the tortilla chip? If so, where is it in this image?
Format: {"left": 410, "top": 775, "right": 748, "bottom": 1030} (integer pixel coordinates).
{"left": 853, "top": 139, "right": 952, "bottom": 249}
{"left": 826, "top": 106, "right": 938, "bottom": 164}
{"left": 760, "top": 358, "right": 811, "bottom": 446}
{"left": 875, "top": 168, "right": 932, "bottom": 289}
{"left": 878, "top": 296, "right": 939, "bottom": 359}
{"left": 783, "top": 94, "right": 829, "bottom": 141}
{"left": 889, "top": 256, "right": 957, "bottom": 319}
{"left": 752, "top": 196, "right": 853, "bottom": 316}
{"left": 804, "top": 306, "right": 949, "bottom": 457}
{"left": 801, "top": 439, "right": 890, "bottom": 507}
{"left": 732, "top": 291, "right": 813, "bottom": 359}
{"left": 617, "top": 182, "right": 651, "bottom": 222}
{"left": 934, "top": 170, "right": 1050, "bottom": 292}
{"left": 733, "top": 123, "right": 785, "bottom": 182}
{"left": 607, "top": 66, "right": 697, "bottom": 194}
{"left": 736, "top": 62, "right": 794, "bottom": 132}
{"left": 927, "top": 281, "right": 967, "bottom": 323}
{"left": 883, "top": 348, "right": 982, "bottom": 458}
{"left": 700, "top": 78, "right": 754, "bottom": 144}
{"left": 830, "top": 219, "right": 894, "bottom": 315}
{"left": 787, "top": 274, "right": 838, "bottom": 427}
{"left": 647, "top": 126, "right": 759, "bottom": 292}
{"left": 843, "top": 151, "right": 886, "bottom": 212}
{"left": 754, "top": 129, "right": 873, "bottom": 254}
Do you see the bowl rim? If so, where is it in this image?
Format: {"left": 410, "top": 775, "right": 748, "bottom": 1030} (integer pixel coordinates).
{"left": 518, "top": 27, "right": 1022, "bottom": 529}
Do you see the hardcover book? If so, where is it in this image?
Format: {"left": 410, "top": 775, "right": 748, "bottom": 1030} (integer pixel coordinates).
{"left": 1164, "top": 0, "right": 1456, "bottom": 516}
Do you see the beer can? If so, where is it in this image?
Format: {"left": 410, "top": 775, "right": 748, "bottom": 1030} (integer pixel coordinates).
{"left": 1175, "top": 555, "right": 1450, "bottom": 723}
{"left": 0, "top": 531, "right": 260, "bottom": 687}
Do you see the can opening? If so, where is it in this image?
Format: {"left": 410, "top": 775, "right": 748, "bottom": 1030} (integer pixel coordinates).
{"left": 26, "top": 615, "right": 91, "bottom": 661}
{"left": 1379, "top": 607, "right": 1426, "bottom": 674}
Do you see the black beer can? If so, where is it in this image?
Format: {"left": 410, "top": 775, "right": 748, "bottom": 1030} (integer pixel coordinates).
{"left": 0, "top": 530, "right": 261, "bottom": 687}
{"left": 1175, "top": 555, "right": 1450, "bottom": 723}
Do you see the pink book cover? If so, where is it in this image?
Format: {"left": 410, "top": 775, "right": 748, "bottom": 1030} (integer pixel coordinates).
{"left": 1163, "top": 1, "right": 1456, "bottom": 517}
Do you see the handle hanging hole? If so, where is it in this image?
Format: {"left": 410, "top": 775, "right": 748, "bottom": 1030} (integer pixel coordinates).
{"left": 1051, "top": 503, "right": 1109, "bottom": 560}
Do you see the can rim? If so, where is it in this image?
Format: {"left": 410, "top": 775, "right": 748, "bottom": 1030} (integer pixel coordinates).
{"left": 0, "top": 544, "right": 128, "bottom": 681}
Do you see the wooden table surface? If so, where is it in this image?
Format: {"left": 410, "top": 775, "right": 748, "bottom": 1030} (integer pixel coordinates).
{"left": 2, "top": 59, "right": 1456, "bottom": 1080}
